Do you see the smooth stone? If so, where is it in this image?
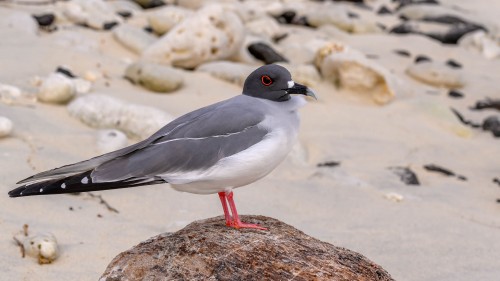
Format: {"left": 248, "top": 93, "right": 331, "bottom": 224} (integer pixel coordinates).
{"left": 279, "top": 63, "right": 322, "bottom": 87}
{"left": 448, "top": 89, "right": 464, "bottom": 98}
{"left": 248, "top": 42, "right": 288, "bottom": 64}
{"left": 32, "top": 13, "right": 56, "bottom": 27}
{"left": 414, "top": 55, "right": 432, "bottom": 63}
{"left": 96, "top": 129, "right": 128, "bottom": 154}
{"left": 406, "top": 61, "right": 465, "bottom": 88}
{"left": 459, "top": 30, "right": 500, "bottom": 59}
{"left": 113, "top": 24, "right": 157, "bottom": 54}
{"left": 147, "top": 6, "right": 193, "bottom": 36}
{"left": 142, "top": 4, "right": 245, "bottom": 69}
{"left": 61, "top": 0, "right": 122, "bottom": 30}
{"left": 56, "top": 66, "right": 77, "bottom": 78}
{"left": 134, "top": 0, "right": 166, "bottom": 9}
{"left": 196, "top": 61, "right": 256, "bottom": 86}
{"left": 100, "top": 216, "right": 394, "bottom": 281}
{"left": 37, "top": 73, "right": 76, "bottom": 104}
{"left": 74, "top": 78, "right": 93, "bottom": 94}
{"left": 124, "top": 62, "right": 183, "bottom": 93}
{"left": 0, "top": 10, "right": 38, "bottom": 35}
{"left": 445, "top": 59, "right": 462, "bottom": 68}
{"left": 482, "top": 116, "right": 500, "bottom": 137}
{"left": 245, "top": 16, "right": 284, "bottom": 41}
{"left": 0, "top": 116, "right": 13, "bottom": 138}
{"left": 68, "top": 94, "right": 173, "bottom": 139}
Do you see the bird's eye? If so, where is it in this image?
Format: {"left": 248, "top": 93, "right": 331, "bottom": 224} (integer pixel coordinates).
{"left": 261, "top": 75, "right": 273, "bottom": 86}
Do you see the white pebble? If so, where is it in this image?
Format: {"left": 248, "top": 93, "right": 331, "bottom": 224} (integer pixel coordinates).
{"left": 384, "top": 192, "right": 404, "bottom": 202}
{"left": 96, "top": 129, "right": 128, "bottom": 154}
{"left": 0, "top": 116, "right": 13, "bottom": 138}
{"left": 23, "top": 233, "right": 59, "bottom": 264}
{"left": 37, "top": 73, "right": 76, "bottom": 104}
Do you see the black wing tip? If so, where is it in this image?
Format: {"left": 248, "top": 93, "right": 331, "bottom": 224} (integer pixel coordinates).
{"left": 8, "top": 187, "right": 26, "bottom": 198}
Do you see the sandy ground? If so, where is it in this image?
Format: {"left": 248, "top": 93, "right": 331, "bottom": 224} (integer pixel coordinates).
{"left": 1, "top": 1, "right": 499, "bottom": 280}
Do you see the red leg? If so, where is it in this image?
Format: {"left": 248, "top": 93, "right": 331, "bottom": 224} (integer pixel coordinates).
{"left": 218, "top": 192, "right": 233, "bottom": 226}
{"left": 226, "top": 191, "right": 267, "bottom": 230}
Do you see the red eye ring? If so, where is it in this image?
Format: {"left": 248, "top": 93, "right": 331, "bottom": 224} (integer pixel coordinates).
{"left": 261, "top": 75, "right": 273, "bottom": 86}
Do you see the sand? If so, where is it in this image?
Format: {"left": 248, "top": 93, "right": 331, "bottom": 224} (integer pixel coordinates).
{"left": 0, "top": 1, "right": 499, "bottom": 280}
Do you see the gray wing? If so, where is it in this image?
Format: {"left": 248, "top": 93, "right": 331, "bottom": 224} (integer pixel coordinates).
{"left": 18, "top": 96, "right": 268, "bottom": 184}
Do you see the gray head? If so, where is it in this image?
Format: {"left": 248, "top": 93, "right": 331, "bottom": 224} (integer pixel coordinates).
{"left": 242, "top": 64, "right": 316, "bottom": 102}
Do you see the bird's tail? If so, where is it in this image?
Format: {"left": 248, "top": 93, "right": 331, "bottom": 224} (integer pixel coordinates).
{"left": 8, "top": 171, "right": 167, "bottom": 198}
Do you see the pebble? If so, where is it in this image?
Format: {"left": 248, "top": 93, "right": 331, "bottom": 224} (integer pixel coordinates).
{"left": 147, "top": 6, "right": 193, "bottom": 36}
{"left": 470, "top": 98, "right": 500, "bottom": 111}
{"left": 74, "top": 78, "right": 93, "bottom": 94}
{"left": 448, "top": 89, "right": 464, "bottom": 98}
{"left": 124, "top": 62, "right": 183, "bottom": 93}
{"left": 414, "top": 55, "right": 431, "bottom": 63}
{"left": 248, "top": 42, "right": 288, "bottom": 64}
{"left": 61, "top": 0, "right": 122, "bottom": 31}
{"left": 113, "top": 24, "right": 157, "bottom": 54}
{"left": 459, "top": 30, "right": 500, "bottom": 60}
{"left": 32, "top": 13, "right": 56, "bottom": 27}
{"left": 482, "top": 116, "right": 500, "bottom": 137}
{"left": 134, "top": 0, "right": 166, "bottom": 9}
{"left": 142, "top": 4, "right": 245, "bottom": 69}
{"left": 406, "top": 61, "right": 465, "bottom": 88}
{"left": 196, "top": 61, "right": 255, "bottom": 86}
{"left": 56, "top": 66, "right": 77, "bottom": 78}
{"left": 68, "top": 94, "right": 173, "bottom": 139}
{"left": 0, "top": 116, "right": 13, "bottom": 138}
{"left": 389, "top": 167, "right": 420, "bottom": 185}
{"left": 377, "top": 5, "right": 392, "bottom": 15}
{"left": 23, "top": 233, "right": 59, "bottom": 264}
{"left": 274, "top": 10, "right": 296, "bottom": 24}
{"left": 279, "top": 63, "right": 322, "bottom": 87}
{"left": 394, "top": 49, "right": 411, "bottom": 57}
{"left": 245, "top": 16, "right": 285, "bottom": 41}
{"left": 306, "top": 4, "right": 381, "bottom": 34}
{"left": 37, "top": 73, "right": 76, "bottom": 104}
{"left": 445, "top": 59, "right": 462, "bottom": 69}
{"left": 96, "top": 129, "right": 128, "bottom": 154}
{"left": 384, "top": 192, "right": 404, "bottom": 202}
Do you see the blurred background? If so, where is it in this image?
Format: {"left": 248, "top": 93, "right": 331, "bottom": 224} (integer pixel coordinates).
{"left": 0, "top": 0, "right": 499, "bottom": 280}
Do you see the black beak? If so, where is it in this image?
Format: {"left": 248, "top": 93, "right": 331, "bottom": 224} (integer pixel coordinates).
{"left": 286, "top": 82, "right": 317, "bottom": 100}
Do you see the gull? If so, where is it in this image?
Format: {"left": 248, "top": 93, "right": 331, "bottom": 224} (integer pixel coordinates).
{"left": 8, "top": 64, "right": 316, "bottom": 230}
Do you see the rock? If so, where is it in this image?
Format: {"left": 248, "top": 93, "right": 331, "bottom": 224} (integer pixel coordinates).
{"left": 134, "top": 0, "right": 166, "bottom": 9}
{"left": 414, "top": 55, "right": 431, "bottom": 63}
{"left": 245, "top": 16, "right": 284, "bottom": 41}
{"left": 445, "top": 59, "right": 462, "bottom": 68}
{"left": 448, "top": 89, "right": 464, "bottom": 98}
{"left": 73, "top": 78, "right": 93, "bottom": 94}
{"left": 377, "top": 5, "right": 392, "bottom": 15}
{"left": 279, "top": 63, "right": 322, "bottom": 87}
{"left": 96, "top": 129, "right": 128, "bottom": 154}
{"left": 142, "top": 4, "right": 245, "bottom": 69}
{"left": 113, "top": 24, "right": 157, "bottom": 54}
{"left": 124, "top": 62, "right": 183, "bottom": 93}
{"left": 32, "top": 13, "right": 56, "bottom": 27}
{"left": 67, "top": 94, "right": 173, "bottom": 139}
{"left": 37, "top": 73, "right": 76, "bottom": 104}
{"left": 470, "top": 98, "right": 500, "bottom": 111}
{"left": 406, "top": 61, "right": 465, "bottom": 88}
{"left": 384, "top": 192, "right": 404, "bottom": 202}
{"left": 197, "top": 61, "right": 255, "bottom": 86}
{"left": 482, "top": 116, "right": 500, "bottom": 137}
{"left": 389, "top": 167, "right": 420, "bottom": 185}
{"left": 274, "top": 10, "right": 296, "bottom": 24}
{"left": 394, "top": 49, "right": 411, "bottom": 57}
{"left": 426, "top": 23, "right": 485, "bottom": 45}
{"left": 0, "top": 116, "right": 13, "bottom": 138}
{"left": 22, "top": 233, "right": 59, "bottom": 264}
{"left": 100, "top": 216, "right": 394, "bottom": 281}
{"left": 316, "top": 42, "right": 398, "bottom": 105}
{"left": 0, "top": 11, "right": 38, "bottom": 35}
{"left": 56, "top": 66, "right": 77, "bottom": 78}
{"left": 0, "top": 83, "right": 22, "bottom": 100}
{"left": 248, "top": 42, "right": 288, "bottom": 64}
{"left": 459, "top": 30, "right": 500, "bottom": 59}
{"left": 306, "top": 4, "right": 381, "bottom": 34}
{"left": 60, "top": 0, "right": 122, "bottom": 30}
{"left": 147, "top": 6, "right": 193, "bottom": 36}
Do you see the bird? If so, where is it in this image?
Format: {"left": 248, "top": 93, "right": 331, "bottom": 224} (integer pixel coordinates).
{"left": 8, "top": 64, "right": 316, "bottom": 230}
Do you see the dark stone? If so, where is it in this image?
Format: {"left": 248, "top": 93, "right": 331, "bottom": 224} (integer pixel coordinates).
{"left": 136, "top": 0, "right": 166, "bottom": 9}
{"left": 394, "top": 49, "right": 411, "bottom": 57}
{"left": 100, "top": 216, "right": 394, "bottom": 281}
{"left": 389, "top": 167, "right": 420, "bottom": 185}
{"left": 377, "top": 5, "right": 392, "bottom": 15}
{"left": 421, "top": 15, "right": 469, "bottom": 25}
{"left": 423, "top": 164, "right": 455, "bottom": 176}
{"left": 414, "top": 55, "right": 431, "bottom": 63}
{"left": 117, "top": 11, "right": 133, "bottom": 19}
{"left": 56, "top": 66, "right": 76, "bottom": 78}
{"left": 317, "top": 161, "right": 341, "bottom": 167}
{"left": 143, "top": 26, "right": 154, "bottom": 33}
{"left": 426, "top": 23, "right": 486, "bottom": 44}
{"left": 248, "top": 43, "right": 288, "bottom": 64}
{"left": 389, "top": 23, "right": 414, "bottom": 34}
{"left": 32, "top": 13, "right": 55, "bottom": 27}
{"left": 446, "top": 59, "right": 462, "bottom": 68}
{"left": 482, "top": 116, "right": 500, "bottom": 137}
{"left": 348, "top": 12, "right": 360, "bottom": 19}
{"left": 448, "top": 90, "right": 464, "bottom": 98}
{"left": 275, "top": 10, "right": 296, "bottom": 24}
{"left": 103, "top": 21, "right": 119, "bottom": 30}
{"left": 294, "top": 16, "right": 312, "bottom": 27}
{"left": 272, "top": 33, "right": 288, "bottom": 43}
{"left": 493, "top": 178, "right": 500, "bottom": 186}
{"left": 377, "top": 23, "right": 387, "bottom": 30}
{"left": 450, "top": 108, "right": 482, "bottom": 128}
{"left": 470, "top": 99, "right": 500, "bottom": 111}
{"left": 394, "top": 0, "right": 440, "bottom": 10}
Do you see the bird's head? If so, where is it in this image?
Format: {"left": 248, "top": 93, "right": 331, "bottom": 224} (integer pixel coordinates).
{"left": 242, "top": 64, "right": 317, "bottom": 102}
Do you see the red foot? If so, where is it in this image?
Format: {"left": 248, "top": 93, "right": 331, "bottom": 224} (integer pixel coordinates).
{"left": 218, "top": 191, "right": 268, "bottom": 231}
{"left": 231, "top": 220, "right": 267, "bottom": 230}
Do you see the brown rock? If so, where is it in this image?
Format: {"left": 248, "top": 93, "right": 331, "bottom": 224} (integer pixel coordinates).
{"left": 100, "top": 216, "right": 393, "bottom": 281}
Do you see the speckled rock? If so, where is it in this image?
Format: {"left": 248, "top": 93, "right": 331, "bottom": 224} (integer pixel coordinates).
{"left": 406, "top": 61, "right": 466, "bottom": 88}
{"left": 147, "top": 6, "right": 193, "bottom": 36}
{"left": 197, "top": 61, "right": 256, "bottom": 86}
{"left": 279, "top": 63, "right": 322, "bottom": 87}
{"left": 245, "top": 16, "right": 284, "bottom": 40}
{"left": 22, "top": 233, "right": 59, "bottom": 264}
{"left": 142, "top": 4, "right": 245, "bottom": 69}
{"left": 37, "top": 73, "right": 76, "bottom": 104}
{"left": 67, "top": 94, "right": 173, "bottom": 139}
{"left": 124, "top": 62, "right": 183, "bottom": 93}
{"left": 0, "top": 116, "right": 13, "bottom": 138}
{"left": 100, "top": 216, "right": 394, "bottom": 281}
{"left": 113, "top": 24, "right": 157, "bottom": 54}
